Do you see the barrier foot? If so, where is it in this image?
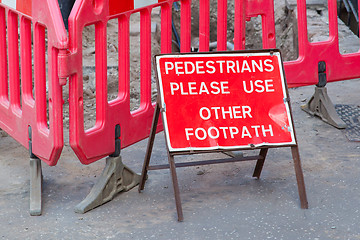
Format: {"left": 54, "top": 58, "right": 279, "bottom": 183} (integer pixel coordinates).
{"left": 301, "top": 86, "right": 347, "bottom": 129}
{"left": 30, "top": 157, "right": 42, "bottom": 216}
{"left": 74, "top": 156, "right": 141, "bottom": 214}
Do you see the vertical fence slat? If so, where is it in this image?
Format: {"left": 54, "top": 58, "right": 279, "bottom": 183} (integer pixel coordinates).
{"left": 118, "top": 15, "right": 130, "bottom": 103}
{"left": 140, "top": 8, "right": 152, "bottom": 108}
{"left": 34, "top": 24, "right": 47, "bottom": 129}
{"left": 234, "top": 0, "right": 246, "bottom": 50}
{"left": 217, "top": 0, "right": 227, "bottom": 51}
{"left": 180, "top": 0, "right": 191, "bottom": 52}
{"left": 161, "top": 3, "right": 172, "bottom": 53}
{"left": 95, "top": 22, "right": 108, "bottom": 124}
{"left": 296, "top": 0, "right": 309, "bottom": 54}
{"left": 20, "top": 17, "right": 34, "bottom": 104}
{"left": 199, "top": 0, "right": 210, "bottom": 51}
{"left": 0, "top": 7, "right": 8, "bottom": 102}
{"left": 8, "top": 11, "right": 20, "bottom": 111}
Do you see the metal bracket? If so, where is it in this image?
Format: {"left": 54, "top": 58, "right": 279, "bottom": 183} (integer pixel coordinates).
{"left": 301, "top": 62, "right": 347, "bottom": 129}
{"left": 29, "top": 126, "right": 43, "bottom": 216}
{"left": 74, "top": 155, "right": 141, "bottom": 213}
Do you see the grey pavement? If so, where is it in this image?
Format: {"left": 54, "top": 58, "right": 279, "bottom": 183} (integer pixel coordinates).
{"left": 0, "top": 79, "right": 360, "bottom": 239}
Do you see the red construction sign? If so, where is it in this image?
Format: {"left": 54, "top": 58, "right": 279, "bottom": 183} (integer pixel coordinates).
{"left": 155, "top": 50, "right": 296, "bottom": 152}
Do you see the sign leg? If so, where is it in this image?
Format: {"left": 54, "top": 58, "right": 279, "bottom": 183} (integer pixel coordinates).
{"left": 168, "top": 154, "right": 184, "bottom": 222}
{"left": 291, "top": 146, "right": 308, "bottom": 209}
{"left": 252, "top": 148, "right": 269, "bottom": 179}
{"left": 139, "top": 103, "right": 161, "bottom": 192}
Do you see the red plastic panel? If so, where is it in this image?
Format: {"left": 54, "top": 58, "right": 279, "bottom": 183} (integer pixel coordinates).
{"left": 284, "top": 0, "right": 360, "bottom": 87}
{"left": 0, "top": 0, "right": 67, "bottom": 166}
{"left": 67, "top": 0, "right": 277, "bottom": 164}
{"left": 67, "top": 0, "right": 173, "bottom": 165}
{"left": 245, "top": 0, "right": 276, "bottom": 49}
{"left": 68, "top": 0, "right": 360, "bottom": 164}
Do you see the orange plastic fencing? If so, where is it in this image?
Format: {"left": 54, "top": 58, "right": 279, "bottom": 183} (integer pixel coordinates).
{"left": 0, "top": 0, "right": 67, "bottom": 166}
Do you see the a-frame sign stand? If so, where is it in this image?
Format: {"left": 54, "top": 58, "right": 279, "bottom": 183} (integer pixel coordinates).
{"left": 139, "top": 50, "right": 308, "bottom": 221}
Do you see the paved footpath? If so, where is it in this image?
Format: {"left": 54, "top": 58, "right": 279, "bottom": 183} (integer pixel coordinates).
{"left": 0, "top": 77, "right": 360, "bottom": 239}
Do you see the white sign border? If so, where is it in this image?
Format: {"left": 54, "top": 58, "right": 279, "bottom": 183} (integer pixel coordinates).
{"left": 155, "top": 51, "right": 296, "bottom": 153}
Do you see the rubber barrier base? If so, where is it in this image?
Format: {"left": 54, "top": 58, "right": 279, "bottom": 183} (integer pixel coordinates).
{"left": 30, "top": 158, "right": 42, "bottom": 216}
{"left": 74, "top": 156, "right": 141, "bottom": 214}
{"left": 301, "top": 86, "right": 347, "bottom": 129}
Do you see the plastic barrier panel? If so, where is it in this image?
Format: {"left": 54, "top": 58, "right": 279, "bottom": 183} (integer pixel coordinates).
{"left": 66, "top": 0, "right": 278, "bottom": 165}
{"left": 0, "top": 0, "right": 67, "bottom": 166}
{"left": 65, "top": 0, "right": 174, "bottom": 165}
{"left": 284, "top": 0, "right": 360, "bottom": 87}
{"left": 66, "top": 0, "right": 360, "bottom": 165}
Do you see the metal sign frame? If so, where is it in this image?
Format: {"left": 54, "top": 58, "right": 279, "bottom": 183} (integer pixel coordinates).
{"left": 139, "top": 49, "right": 308, "bottom": 221}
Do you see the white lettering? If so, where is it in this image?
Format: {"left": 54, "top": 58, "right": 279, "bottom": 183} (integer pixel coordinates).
{"left": 219, "top": 127, "right": 228, "bottom": 139}
{"left": 206, "top": 61, "right": 216, "bottom": 74}
{"left": 184, "top": 62, "right": 195, "bottom": 74}
{"left": 252, "top": 60, "right": 263, "bottom": 72}
{"left": 185, "top": 128, "right": 194, "bottom": 140}
{"left": 242, "top": 126, "right": 252, "bottom": 138}
{"left": 227, "top": 60, "right": 236, "bottom": 73}
{"left": 210, "top": 82, "right": 220, "bottom": 94}
{"left": 195, "top": 128, "right": 207, "bottom": 140}
{"left": 255, "top": 80, "right": 265, "bottom": 93}
{"left": 188, "top": 82, "right": 197, "bottom": 95}
{"left": 241, "top": 60, "right": 251, "bottom": 72}
{"left": 264, "top": 59, "right": 274, "bottom": 72}
{"left": 265, "top": 79, "right": 275, "bottom": 92}
{"left": 251, "top": 125, "right": 261, "bottom": 137}
{"left": 208, "top": 127, "right": 220, "bottom": 139}
{"left": 165, "top": 62, "right": 174, "bottom": 74}
{"left": 262, "top": 125, "right": 274, "bottom": 137}
{"left": 170, "top": 82, "right": 179, "bottom": 95}
{"left": 195, "top": 61, "right": 205, "bottom": 74}
{"left": 216, "top": 60, "right": 226, "bottom": 73}
{"left": 199, "top": 82, "right": 210, "bottom": 94}
{"left": 229, "top": 127, "right": 239, "bottom": 138}
{"left": 175, "top": 62, "right": 184, "bottom": 74}
{"left": 220, "top": 81, "right": 230, "bottom": 94}
{"left": 199, "top": 107, "right": 211, "bottom": 120}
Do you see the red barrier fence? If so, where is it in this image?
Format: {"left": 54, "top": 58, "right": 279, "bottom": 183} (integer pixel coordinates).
{"left": 62, "top": 0, "right": 276, "bottom": 165}
{"left": 0, "top": 0, "right": 359, "bottom": 166}
{"left": 0, "top": 0, "right": 66, "bottom": 166}
{"left": 284, "top": 0, "right": 360, "bottom": 87}
{"left": 65, "top": 0, "right": 360, "bottom": 165}
{"left": 65, "top": 0, "right": 171, "bottom": 165}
